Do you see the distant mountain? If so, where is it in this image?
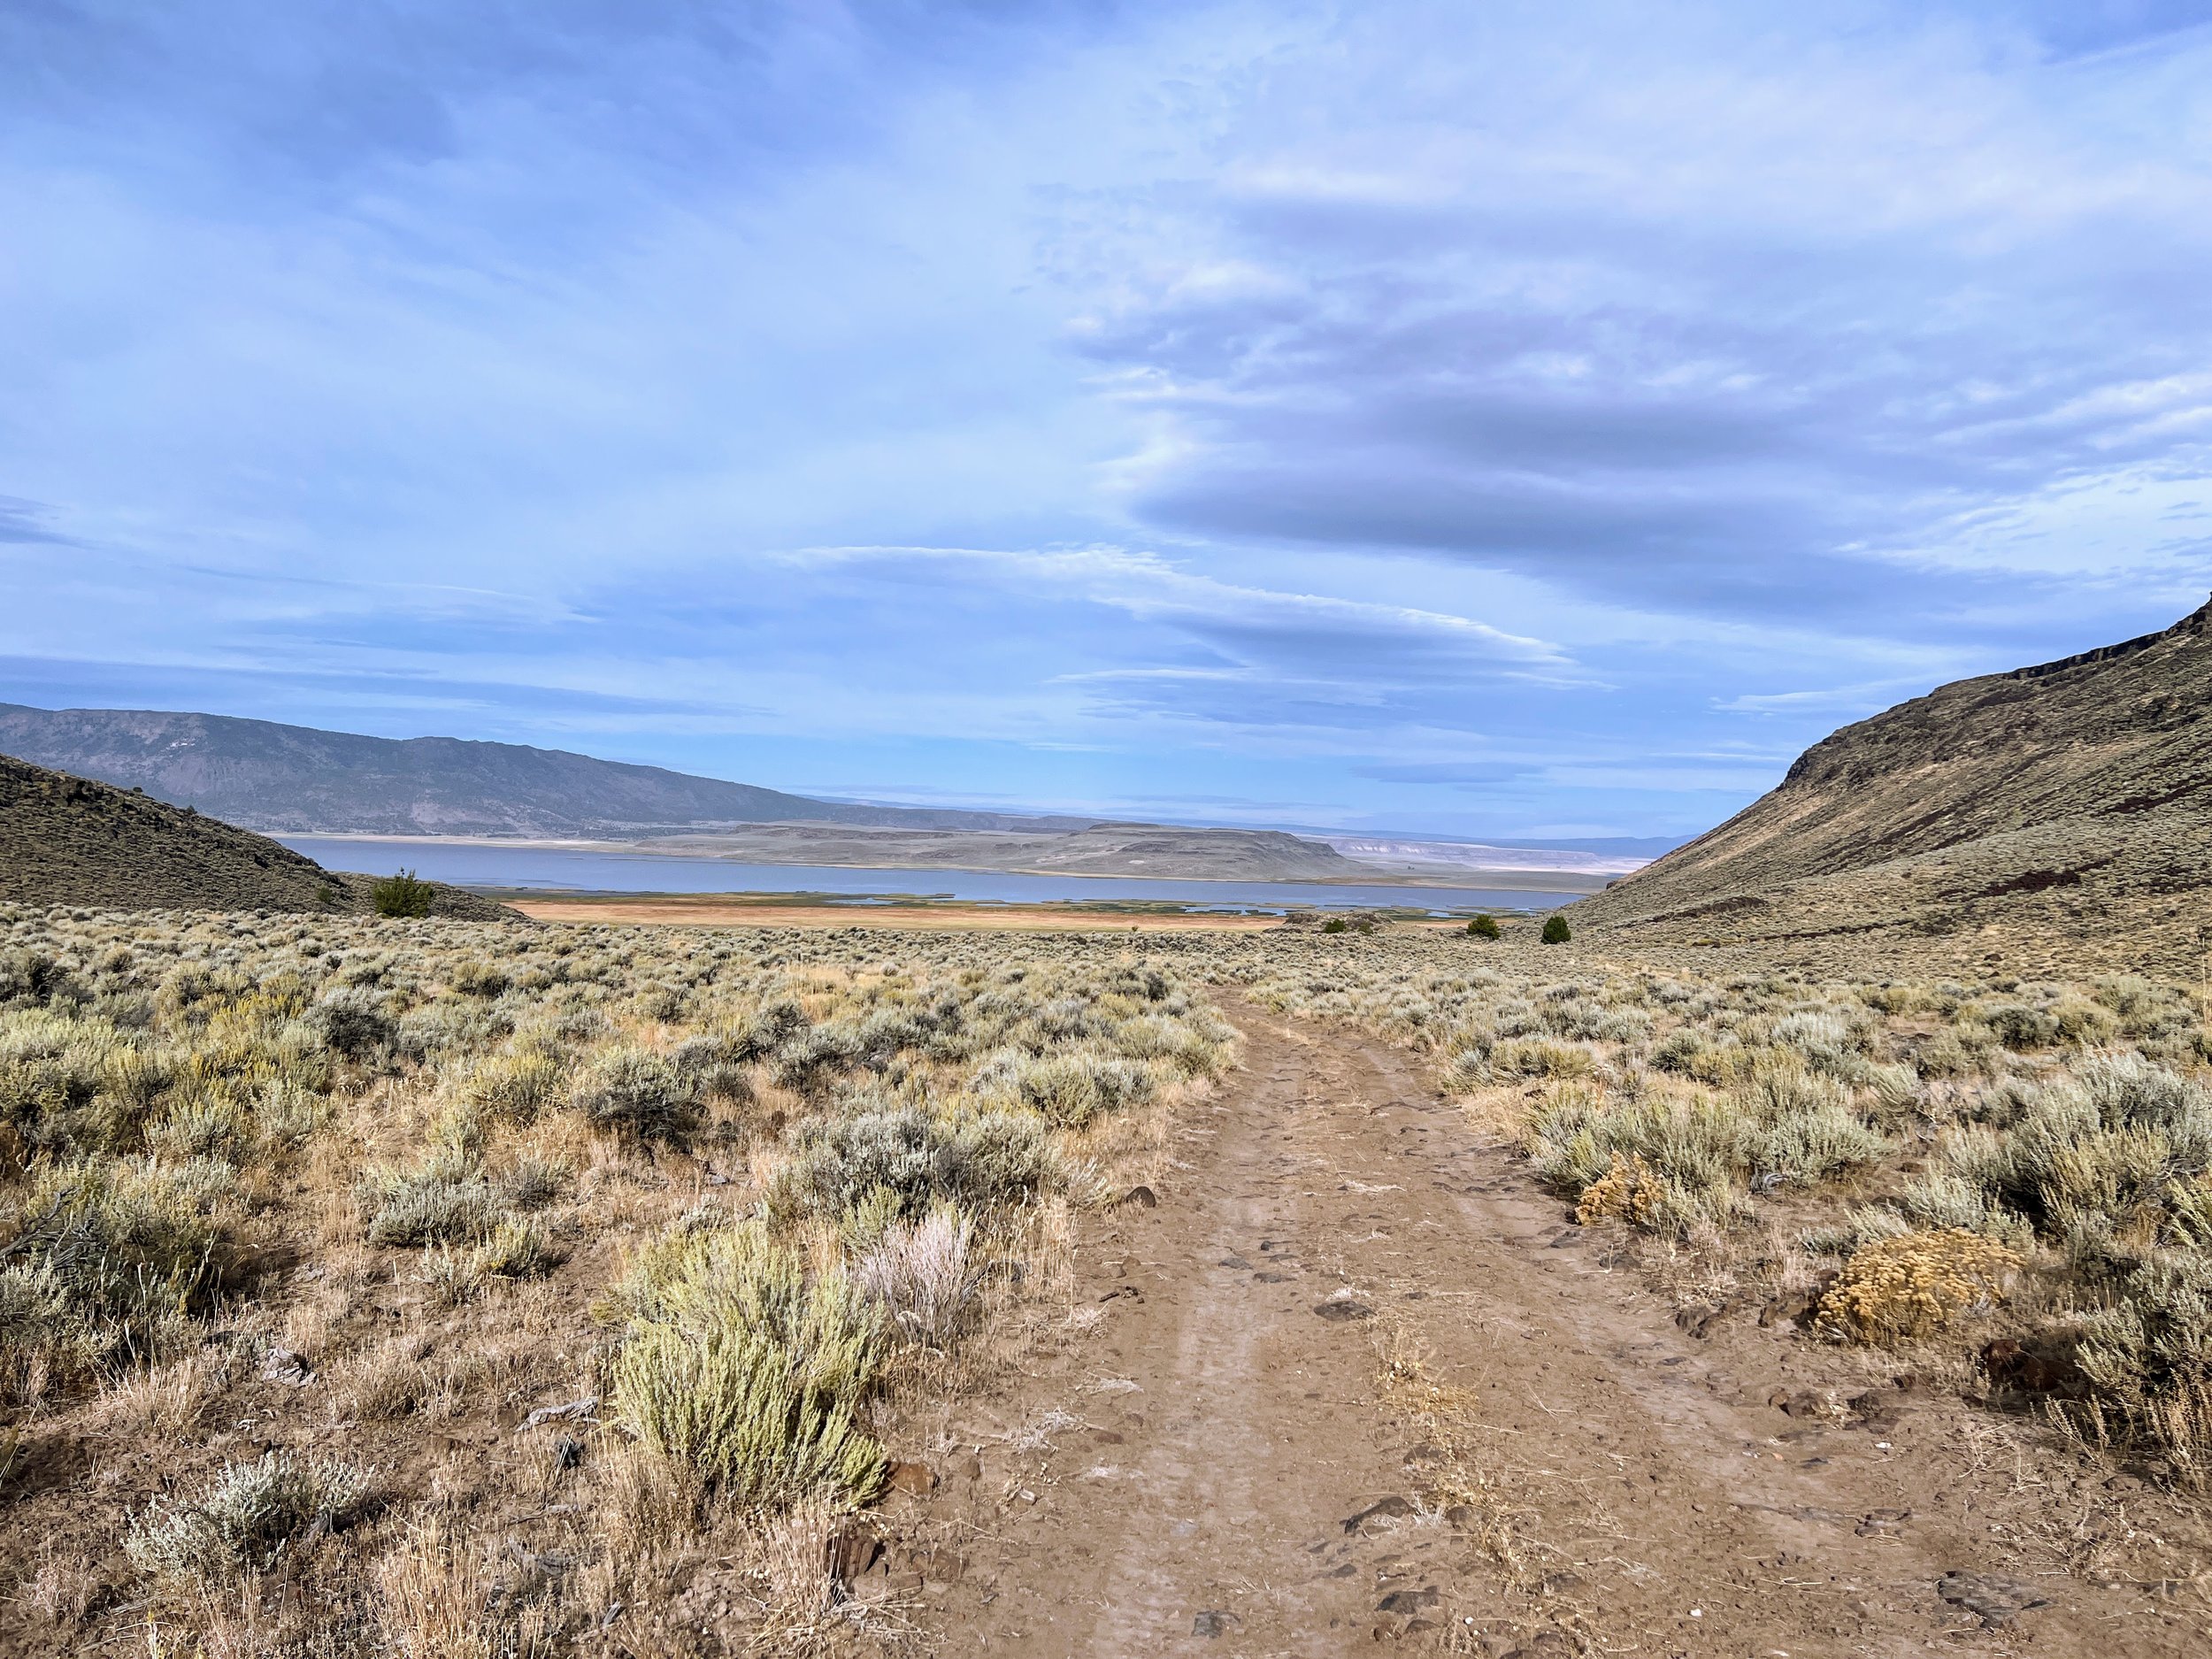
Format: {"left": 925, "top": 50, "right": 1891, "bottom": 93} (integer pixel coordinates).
{"left": 0, "top": 754, "right": 511, "bottom": 916}
{"left": 1320, "top": 836, "right": 1656, "bottom": 876}
{"left": 0, "top": 705, "right": 1096, "bottom": 839}
{"left": 1576, "top": 597, "right": 2212, "bottom": 968}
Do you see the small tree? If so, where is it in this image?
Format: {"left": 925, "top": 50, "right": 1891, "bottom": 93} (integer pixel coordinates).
{"left": 1540, "top": 914, "right": 1572, "bottom": 945}
{"left": 1320, "top": 917, "right": 1348, "bottom": 934}
{"left": 1465, "top": 914, "right": 1501, "bottom": 941}
{"left": 372, "top": 869, "right": 436, "bottom": 918}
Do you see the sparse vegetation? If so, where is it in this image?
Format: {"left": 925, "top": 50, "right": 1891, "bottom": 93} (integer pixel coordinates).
{"left": 0, "top": 899, "right": 1231, "bottom": 1651}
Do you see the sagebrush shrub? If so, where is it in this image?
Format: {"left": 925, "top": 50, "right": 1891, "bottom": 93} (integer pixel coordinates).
{"left": 571, "top": 1046, "right": 701, "bottom": 1142}
{"left": 125, "top": 1451, "right": 368, "bottom": 1582}
{"left": 608, "top": 1221, "right": 887, "bottom": 1504}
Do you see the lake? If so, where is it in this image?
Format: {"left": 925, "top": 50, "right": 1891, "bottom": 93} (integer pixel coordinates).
{"left": 276, "top": 836, "right": 1586, "bottom": 915}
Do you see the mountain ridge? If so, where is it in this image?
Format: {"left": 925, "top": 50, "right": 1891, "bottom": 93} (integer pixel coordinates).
{"left": 1575, "top": 597, "right": 2212, "bottom": 971}
{"left": 0, "top": 704, "right": 1098, "bottom": 838}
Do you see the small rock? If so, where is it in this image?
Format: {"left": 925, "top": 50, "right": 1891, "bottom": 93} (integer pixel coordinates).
{"left": 551, "top": 1435, "right": 585, "bottom": 1471}
{"left": 1192, "top": 1610, "right": 1234, "bottom": 1638}
{"left": 1118, "top": 1185, "right": 1159, "bottom": 1209}
{"left": 1855, "top": 1509, "right": 1909, "bottom": 1537}
{"left": 1219, "top": 1256, "right": 1254, "bottom": 1270}
{"left": 1937, "top": 1571, "right": 2054, "bottom": 1626}
{"left": 258, "top": 1346, "right": 314, "bottom": 1386}
{"left": 521, "top": 1395, "right": 598, "bottom": 1431}
{"left": 885, "top": 1461, "right": 937, "bottom": 1497}
{"left": 1674, "top": 1305, "right": 1721, "bottom": 1339}
{"left": 1377, "top": 1587, "right": 1441, "bottom": 1615}
{"left": 1255, "top": 1271, "right": 1292, "bottom": 1284}
{"left": 1315, "top": 1290, "right": 1374, "bottom": 1323}
{"left": 1759, "top": 1291, "right": 1817, "bottom": 1328}
{"left": 824, "top": 1522, "right": 882, "bottom": 1582}
{"left": 907, "top": 1545, "right": 964, "bottom": 1584}
{"left": 1343, "top": 1495, "right": 1417, "bottom": 1534}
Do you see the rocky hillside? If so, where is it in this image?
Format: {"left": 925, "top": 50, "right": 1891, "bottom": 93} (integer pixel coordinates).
{"left": 0, "top": 704, "right": 1094, "bottom": 838}
{"left": 0, "top": 756, "right": 511, "bottom": 917}
{"left": 1577, "top": 597, "right": 2212, "bottom": 971}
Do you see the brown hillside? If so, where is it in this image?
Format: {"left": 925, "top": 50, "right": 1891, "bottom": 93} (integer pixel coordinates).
{"left": 1577, "top": 596, "right": 2212, "bottom": 972}
{"left": 0, "top": 754, "right": 511, "bottom": 917}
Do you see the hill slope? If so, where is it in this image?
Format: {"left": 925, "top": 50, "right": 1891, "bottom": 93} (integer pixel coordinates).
{"left": 1576, "top": 597, "right": 2212, "bottom": 969}
{"left": 0, "top": 705, "right": 1094, "bottom": 838}
{"left": 0, "top": 755, "right": 510, "bottom": 916}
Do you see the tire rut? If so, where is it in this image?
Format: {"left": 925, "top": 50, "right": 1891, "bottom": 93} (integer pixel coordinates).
{"left": 901, "top": 1003, "right": 2200, "bottom": 1656}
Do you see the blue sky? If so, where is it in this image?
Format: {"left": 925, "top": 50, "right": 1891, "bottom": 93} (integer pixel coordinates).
{"left": 6, "top": 0, "right": 2212, "bottom": 839}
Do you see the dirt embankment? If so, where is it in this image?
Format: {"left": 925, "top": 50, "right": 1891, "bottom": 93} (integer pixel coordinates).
{"left": 864, "top": 1004, "right": 2208, "bottom": 1655}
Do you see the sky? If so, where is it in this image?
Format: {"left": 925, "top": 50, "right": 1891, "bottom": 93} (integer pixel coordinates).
{"left": 6, "top": 0, "right": 2212, "bottom": 841}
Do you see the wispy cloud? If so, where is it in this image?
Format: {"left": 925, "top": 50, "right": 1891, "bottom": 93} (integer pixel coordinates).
{"left": 4, "top": 0, "right": 2211, "bottom": 838}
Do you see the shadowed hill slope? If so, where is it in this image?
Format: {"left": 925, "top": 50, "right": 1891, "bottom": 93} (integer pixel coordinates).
{"left": 1577, "top": 598, "right": 2212, "bottom": 971}
{"left": 0, "top": 704, "right": 1094, "bottom": 837}
{"left": 0, "top": 755, "right": 511, "bottom": 917}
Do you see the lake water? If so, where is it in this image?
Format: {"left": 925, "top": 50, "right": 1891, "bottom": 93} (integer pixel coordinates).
{"left": 276, "top": 836, "right": 1586, "bottom": 915}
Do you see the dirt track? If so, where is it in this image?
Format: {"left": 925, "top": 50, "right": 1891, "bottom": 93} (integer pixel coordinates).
{"left": 875, "top": 1004, "right": 2208, "bottom": 1656}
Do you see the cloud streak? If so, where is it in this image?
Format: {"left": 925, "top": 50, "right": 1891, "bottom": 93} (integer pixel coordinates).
{"left": 4, "top": 0, "right": 2212, "bottom": 836}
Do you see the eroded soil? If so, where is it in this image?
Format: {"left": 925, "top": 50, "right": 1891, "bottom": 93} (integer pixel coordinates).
{"left": 872, "top": 1003, "right": 2212, "bottom": 1656}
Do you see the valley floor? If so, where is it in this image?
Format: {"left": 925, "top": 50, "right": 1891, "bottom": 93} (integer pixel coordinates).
{"left": 887, "top": 1002, "right": 2209, "bottom": 1656}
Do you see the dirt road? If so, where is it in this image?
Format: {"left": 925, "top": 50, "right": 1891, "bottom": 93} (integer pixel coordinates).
{"left": 879, "top": 1004, "right": 2207, "bottom": 1656}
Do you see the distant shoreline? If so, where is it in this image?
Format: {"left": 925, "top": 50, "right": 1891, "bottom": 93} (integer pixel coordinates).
{"left": 280, "top": 830, "right": 1613, "bottom": 895}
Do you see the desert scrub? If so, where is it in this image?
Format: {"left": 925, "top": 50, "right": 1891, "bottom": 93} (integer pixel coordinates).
{"left": 569, "top": 1044, "right": 703, "bottom": 1142}
{"left": 0, "top": 1156, "right": 234, "bottom": 1379}
{"left": 359, "top": 1163, "right": 504, "bottom": 1248}
{"left": 766, "top": 1106, "right": 1060, "bottom": 1225}
{"left": 972, "top": 1046, "right": 1160, "bottom": 1127}
{"left": 1527, "top": 1083, "right": 1745, "bottom": 1233}
{"left": 606, "top": 1219, "right": 888, "bottom": 1505}
{"left": 2069, "top": 1256, "right": 2212, "bottom": 1471}
{"left": 856, "top": 1204, "right": 983, "bottom": 1348}
{"left": 1814, "top": 1229, "right": 2020, "bottom": 1344}
{"left": 124, "top": 1450, "right": 369, "bottom": 1583}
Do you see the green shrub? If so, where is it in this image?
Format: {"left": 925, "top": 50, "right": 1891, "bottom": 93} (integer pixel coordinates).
{"left": 671, "top": 1032, "right": 757, "bottom": 1105}
{"left": 1486, "top": 1035, "right": 1594, "bottom": 1080}
{"left": 1465, "top": 914, "right": 1501, "bottom": 941}
{"left": 370, "top": 870, "right": 436, "bottom": 919}
{"left": 0, "top": 1262, "right": 97, "bottom": 1401}
{"left": 1540, "top": 915, "right": 1572, "bottom": 945}
{"left": 608, "top": 1221, "right": 887, "bottom": 1505}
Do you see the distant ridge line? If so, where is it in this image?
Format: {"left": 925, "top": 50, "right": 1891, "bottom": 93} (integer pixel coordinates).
{"left": 2009, "top": 592, "right": 2212, "bottom": 681}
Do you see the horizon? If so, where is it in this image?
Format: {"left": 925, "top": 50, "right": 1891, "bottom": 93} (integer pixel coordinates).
{"left": 8, "top": 1, "right": 2212, "bottom": 839}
